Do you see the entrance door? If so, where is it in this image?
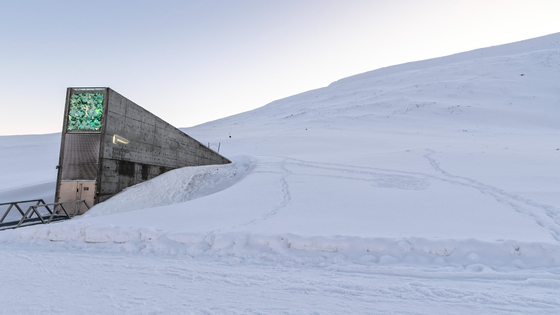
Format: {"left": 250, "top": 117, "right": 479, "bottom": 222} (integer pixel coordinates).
{"left": 58, "top": 181, "right": 96, "bottom": 215}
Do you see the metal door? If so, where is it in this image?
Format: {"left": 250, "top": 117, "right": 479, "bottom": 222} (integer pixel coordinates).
{"left": 58, "top": 181, "right": 96, "bottom": 215}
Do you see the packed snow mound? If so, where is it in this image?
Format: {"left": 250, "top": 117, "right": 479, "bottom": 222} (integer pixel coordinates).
{"left": 83, "top": 155, "right": 255, "bottom": 217}
{"left": 3, "top": 226, "right": 560, "bottom": 273}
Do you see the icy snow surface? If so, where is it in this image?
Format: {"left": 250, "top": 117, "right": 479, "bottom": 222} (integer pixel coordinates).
{"left": 1, "top": 33, "right": 560, "bottom": 314}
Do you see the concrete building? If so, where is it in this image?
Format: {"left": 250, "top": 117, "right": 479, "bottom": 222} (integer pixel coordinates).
{"left": 55, "top": 87, "right": 230, "bottom": 214}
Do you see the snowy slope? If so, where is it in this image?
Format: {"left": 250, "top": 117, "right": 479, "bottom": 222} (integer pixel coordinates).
{"left": 0, "top": 133, "right": 59, "bottom": 201}
{"left": 2, "top": 32, "right": 560, "bottom": 260}
{"left": 0, "top": 33, "right": 560, "bottom": 314}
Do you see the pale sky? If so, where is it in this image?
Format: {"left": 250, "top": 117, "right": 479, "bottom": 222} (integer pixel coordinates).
{"left": 0, "top": 0, "right": 559, "bottom": 135}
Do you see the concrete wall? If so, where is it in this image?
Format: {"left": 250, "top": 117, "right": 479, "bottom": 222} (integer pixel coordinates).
{"left": 97, "top": 89, "right": 230, "bottom": 202}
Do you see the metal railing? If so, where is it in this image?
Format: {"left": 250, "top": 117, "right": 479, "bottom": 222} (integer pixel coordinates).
{"left": 0, "top": 199, "right": 89, "bottom": 230}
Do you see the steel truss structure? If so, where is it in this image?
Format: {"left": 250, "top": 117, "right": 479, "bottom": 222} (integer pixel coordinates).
{"left": 0, "top": 199, "right": 89, "bottom": 230}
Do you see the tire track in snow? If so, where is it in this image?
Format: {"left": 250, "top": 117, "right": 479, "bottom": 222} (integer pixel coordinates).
{"left": 424, "top": 150, "right": 560, "bottom": 242}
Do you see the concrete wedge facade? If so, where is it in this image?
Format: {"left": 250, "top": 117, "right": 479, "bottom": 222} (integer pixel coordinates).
{"left": 55, "top": 87, "right": 230, "bottom": 214}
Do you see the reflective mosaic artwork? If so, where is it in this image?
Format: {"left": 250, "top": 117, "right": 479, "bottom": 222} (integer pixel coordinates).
{"left": 67, "top": 93, "right": 104, "bottom": 130}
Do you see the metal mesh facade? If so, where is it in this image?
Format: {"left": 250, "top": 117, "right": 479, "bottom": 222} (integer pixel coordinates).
{"left": 60, "top": 133, "right": 101, "bottom": 180}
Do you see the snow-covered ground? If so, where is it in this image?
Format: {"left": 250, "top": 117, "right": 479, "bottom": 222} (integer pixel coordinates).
{"left": 0, "top": 33, "right": 559, "bottom": 314}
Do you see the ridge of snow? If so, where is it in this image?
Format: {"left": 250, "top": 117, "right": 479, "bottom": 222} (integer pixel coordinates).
{"left": 82, "top": 155, "right": 255, "bottom": 217}
{"left": 4, "top": 226, "right": 560, "bottom": 275}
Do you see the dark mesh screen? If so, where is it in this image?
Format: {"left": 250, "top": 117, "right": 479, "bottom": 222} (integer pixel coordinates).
{"left": 61, "top": 133, "right": 101, "bottom": 180}
{"left": 118, "top": 160, "right": 135, "bottom": 177}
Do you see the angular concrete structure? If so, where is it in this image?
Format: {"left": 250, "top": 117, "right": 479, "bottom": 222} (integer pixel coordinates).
{"left": 55, "top": 87, "right": 230, "bottom": 214}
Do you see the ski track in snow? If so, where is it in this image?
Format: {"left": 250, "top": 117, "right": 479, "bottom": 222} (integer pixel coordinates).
{"left": 280, "top": 155, "right": 560, "bottom": 242}
{"left": 424, "top": 150, "right": 560, "bottom": 242}
{"left": 258, "top": 158, "right": 292, "bottom": 221}
{"left": 213, "top": 157, "right": 293, "bottom": 233}
{"left": 283, "top": 157, "right": 431, "bottom": 191}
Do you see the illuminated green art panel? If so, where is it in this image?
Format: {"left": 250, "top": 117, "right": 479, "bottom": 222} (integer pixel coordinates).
{"left": 67, "top": 93, "right": 104, "bottom": 130}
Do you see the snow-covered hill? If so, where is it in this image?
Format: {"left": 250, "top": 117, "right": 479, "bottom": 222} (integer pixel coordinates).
{"left": 1, "top": 33, "right": 560, "bottom": 314}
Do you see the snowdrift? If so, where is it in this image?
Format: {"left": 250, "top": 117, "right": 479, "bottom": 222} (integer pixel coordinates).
{"left": 82, "top": 155, "right": 255, "bottom": 217}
